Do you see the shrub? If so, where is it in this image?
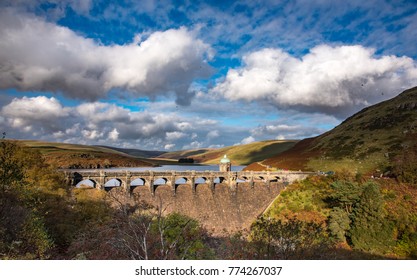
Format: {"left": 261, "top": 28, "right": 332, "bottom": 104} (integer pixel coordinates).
{"left": 250, "top": 216, "right": 328, "bottom": 259}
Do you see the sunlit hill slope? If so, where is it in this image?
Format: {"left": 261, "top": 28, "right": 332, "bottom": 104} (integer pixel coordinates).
{"left": 247, "top": 86, "right": 417, "bottom": 174}
{"left": 158, "top": 140, "right": 298, "bottom": 165}
{"left": 19, "top": 140, "right": 155, "bottom": 169}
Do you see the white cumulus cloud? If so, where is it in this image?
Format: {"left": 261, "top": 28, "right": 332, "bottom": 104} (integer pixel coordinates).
{"left": 214, "top": 45, "right": 417, "bottom": 117}
{"left": 164, "top": 144, "right": 176, "bottom": 150}
{"left": 1, "top": 96, "right": 70, "bottom": 133}
{"left": 82, "top": 129, "right": 103, "bottom": 140}
{"left": 76, "top": 103, "right": 131, "bottom": 124}
{"left": 165, "top": 131, "right": 186, "bottom": 141}
{"left": 0, "top": 9, "right": 212, "bottom": 105}
{"left": 251, "top": 123, "right": 324, "bottom": 140}
{"left": 108, "top": 128, "right": 119, "bottom": 141}
{"left": 0, "top": 95, "right": 238, "bottom": 150}
{"left": 207, "top": 130, "right": 219, "bottom": 139}
{"left": 182, "top": 141, "right": 203, "bottom": 150}
{"left": 237, "top": 136, "right": 255, "bottom": 145}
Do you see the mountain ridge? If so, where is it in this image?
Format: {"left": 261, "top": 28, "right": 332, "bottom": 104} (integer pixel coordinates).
{"left": 247, "top": 86, "right": 417, "bottom": 173}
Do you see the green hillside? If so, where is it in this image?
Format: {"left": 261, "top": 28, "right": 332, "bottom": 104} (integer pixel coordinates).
{"left": 18, "top": 139, "right": 297, "bottom": 168}
{"left": 96, "top": 145, "right": 165, "bottom": 158}
{"left": 20, "top": 140, "right": 128, "bottom": 155}
{"left": 252, "top": 86, "right": 417, "bottom": 174}
{"left": 19, "top": 140, "right": 155, "bottom": 168}
{"left": 159, "top": 140, "right": 298, "bottom": 165}
{"left": 157, "top": 148, "right": 212, "bottom": 160}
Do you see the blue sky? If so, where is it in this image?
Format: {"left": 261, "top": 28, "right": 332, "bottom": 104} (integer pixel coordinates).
{"left": 1, "top": 0, "right": 417, "bottom": 151}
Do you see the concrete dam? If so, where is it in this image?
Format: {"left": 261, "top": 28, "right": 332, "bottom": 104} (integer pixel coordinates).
{"left": 65, "top": 166, "right": 315, "bottom": 234}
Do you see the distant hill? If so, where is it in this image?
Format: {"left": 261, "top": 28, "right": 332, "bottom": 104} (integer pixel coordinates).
{"left": 19, "top": 140, "right": 155, "bottom": 169}
{"left": 97, "top": 145, "right": 165, "bottom": 158}
{"left": 159, "top": 140, "right": 298, "bottom": 165}
{"left": 18, "top": 139, "right": 298, "bottom": 168}
{"left": 247, "top": 86, "right": 417, "bottom": 173}
{"left": 158, "top": 148, "right": 212, "bottom": 160}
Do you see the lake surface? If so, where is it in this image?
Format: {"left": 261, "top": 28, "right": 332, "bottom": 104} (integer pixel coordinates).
{"left": 71, "top": 164, "right": 246, "bottom": 172}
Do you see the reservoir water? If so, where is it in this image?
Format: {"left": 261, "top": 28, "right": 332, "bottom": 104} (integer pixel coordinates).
{"left": 70, "top": 164, "right": 246, "bottom": 172}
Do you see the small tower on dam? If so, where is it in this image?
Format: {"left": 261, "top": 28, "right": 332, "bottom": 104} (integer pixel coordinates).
{"left": 219, "top": 154, "right": 231, "bottom": 172}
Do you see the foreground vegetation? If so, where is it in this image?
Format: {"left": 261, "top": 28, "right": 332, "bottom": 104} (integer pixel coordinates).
{"left": 1, "top": 140, "right": 416, "bottom": 259}
{"left": 0, "top": 140, "right": 209, "bottom": 259}
{"left": 264, "top": 174, "right": 417, "bottom": 259}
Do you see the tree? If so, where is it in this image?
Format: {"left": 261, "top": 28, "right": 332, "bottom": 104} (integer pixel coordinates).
{"left": 348, "top": 182, "right": 394, "bottom": 253}
{"left": 0, "top": 141, "right": 53, "bottom": 259}
{"left": 0, "top": 140, "right": 24, "bottom": 193}
{"left": 152, "top": 212, "right": 209, "bottom": 259}
{"left": 325, "top": 180, "right": 362, "bottom": 243}
{"left": 328, "top": 207, "right": 351, "bottom": 243}
{"left": 328, "top": 180, "right": 363, "bottom": 214}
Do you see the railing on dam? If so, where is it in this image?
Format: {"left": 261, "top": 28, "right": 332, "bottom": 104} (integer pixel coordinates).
{"left": 63, "top": 170, "right": 317, "bottom": 195}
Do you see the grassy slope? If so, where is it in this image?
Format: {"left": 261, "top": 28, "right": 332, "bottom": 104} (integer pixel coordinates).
{"left": 20, "top": 140, "right": 129, "bottom": 155}
{"left": 159, "top": 140, "right": 298, "bottom": 165}
{"left": 157, "top": 148, "right": 212, "bottom": 160}
{"left": 96, "top": 145, "right": 165, "bottom": 158}
{"left": 250, "top": 86, "right": 417, "bottom": 173}
{"left": 19, "top": 140, "right": 155, "bottom": 168}
{"left": 19, "top": 139, "right": 297, "bottom": 168}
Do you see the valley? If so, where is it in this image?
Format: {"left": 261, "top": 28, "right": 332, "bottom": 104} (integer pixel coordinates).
{"left": 2, "top": 86, "right": 417, "bottom": 260}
